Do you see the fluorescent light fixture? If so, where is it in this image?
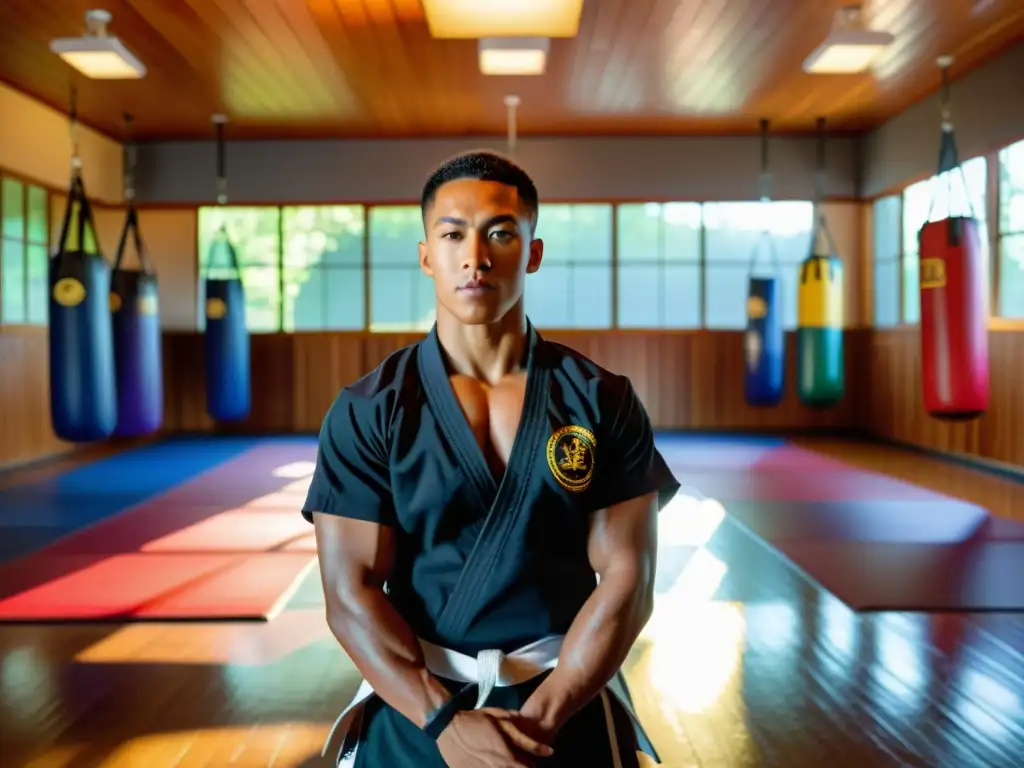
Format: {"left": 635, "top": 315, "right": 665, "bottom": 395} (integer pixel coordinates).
{"left": 479, "top": 38, "right": 550, "bottom": 76}
{"left": 803, "top": 5, "right": 894, "bottom": 74}
{"left": 50, "top": 10, "right": 146, "bottom": 80}
{"left": 422, "top": 0, "right": 583, "bottom": 39}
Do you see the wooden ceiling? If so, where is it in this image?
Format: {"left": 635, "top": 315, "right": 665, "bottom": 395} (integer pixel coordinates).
{"left": 0, "top": 0, "right": 1021, "bottom": 141}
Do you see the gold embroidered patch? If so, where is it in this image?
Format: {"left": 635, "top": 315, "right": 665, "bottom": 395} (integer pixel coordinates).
{"left": 546, "top": 425, "right": 596, "bottom": 493}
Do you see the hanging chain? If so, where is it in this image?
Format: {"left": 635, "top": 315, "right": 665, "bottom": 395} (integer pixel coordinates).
{"left": 504, "top": 95, "right": 520, "bottom": 156}
{"left": 123, "top": 113, "right": 136, "bottom": 203}
{"left": 926, "top": 54, "right": 975, "bottom": 222}
{"left": 213, "top": 114, "right": 228, "bottom": 205}
{"left": 940, "top": 59, "right": 953, "bottom": 209}
{"left": 812, "top": 117, "right": 835, "bottom": 257}
{"left": 814, "top": 117, "right": 827, "bottom": 206}
{"left": 69, "top": 86, "right": 82, "bottom": 177}
{"left": 938, "top": 54, "right": 953, "bottom": 133}
{"left": 758, "top": 118, "right": 771, "bottom": 202}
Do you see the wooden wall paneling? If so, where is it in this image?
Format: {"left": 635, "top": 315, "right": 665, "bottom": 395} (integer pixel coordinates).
{"left": 162, "top": 331, "right": 213, "bottom": 432}
{"left": 2, "top": 0, "right": 1022, "bottom": 140}
{"left": 864, "top": 328, "right": 1024, "bottom": 468}
{"left": 0, "top": 328, "right": 68, "bottom": 467}
{"left": 161, "top": 330, "right": 869, "bottom": 437}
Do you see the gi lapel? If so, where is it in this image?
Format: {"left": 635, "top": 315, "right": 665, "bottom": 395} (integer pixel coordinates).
{"left": 417, "top": 323, "right": 551, "bottom": 641}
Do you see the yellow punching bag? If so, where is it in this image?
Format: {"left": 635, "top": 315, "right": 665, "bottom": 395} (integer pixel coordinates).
{"left": 796, "top": 241, "right": 844, "bottom": 407}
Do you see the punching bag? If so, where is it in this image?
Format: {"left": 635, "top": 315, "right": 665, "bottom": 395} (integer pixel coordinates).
{"left": 796, "top": 246, "right": 845, "bottom": 408}
{"left": 110, "top": 207, "right": 164, "bottom": 437}
{"left": 744, "top": 233, "right": 784, "bottom": 406}
{"left": 203, "top": 227, "right": 251, "bottom": 422}
{"left": 918, "top": 123, "right": 989, "bottom": 420}
{"left": 49, "top": 175, "right": 117, "bottom": 442}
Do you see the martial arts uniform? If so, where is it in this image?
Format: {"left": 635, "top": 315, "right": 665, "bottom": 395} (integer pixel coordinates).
{"left": 302, "top": 322, "right": 680, "bottom": 767}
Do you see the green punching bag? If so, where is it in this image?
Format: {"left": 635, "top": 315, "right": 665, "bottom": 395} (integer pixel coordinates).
{"left": 796, "top": 224, "right": 845, "bottom": 407}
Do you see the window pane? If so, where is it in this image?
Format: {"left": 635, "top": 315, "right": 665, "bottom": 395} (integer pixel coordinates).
{"left": 902, "top": 251, "right": 920, "bottom": 325}
{"left": 369, "top": 206, "right": 422, "bottom": 267}
{"left": 368, "top": 206, "right": 432, "bottom": 330}
{"left": 873, "top": 195, "right": 901, "bottom": 327}
{"left": 616, "top": 202, "right": 701, "bottom": 328}
{"left": 664, "top": 263, "right": 702, "bottom": 328}
{"left": 240, "top": 265, "right": 280, "bottom": 333}
{"left": 2, "top": 239, "right": 26, "bottom": 323}
{"left": 283, "top": 205, "right": 365, "bottom": 267}
{"left": 370, "top": 264, "right": 434, "bottom": 331}
{"left": 27, "top": 185, "right": 47, "bottom": 245}
{"left": 662, "top": 203, "right": 702, "bottom": 262}
{"left": 1000, "top": 138, "right": 1024, "bottom": 234}
{"left": 284, "top": 266, "right": 365, "bottom": 331}
{"left": 617, "top": 263, "right": 701, "bottom": 328}
{"left": 198, "top": 207, "right": 281, "bottom": 268}
{"left": 526, "top": 264, "right": 571, "bottom": 327}
{"left": 26, "top": 243, "right": 48, "bottom": 325}
{"left": 998, "top": 234, "right": 1024, "bottom": 319}
{"left": 530, "top": 204, "right": 612, "bottom": 329}
{"left": 873, "top": 195, "right": 901, "bottom": 260}
{"left": 704, "top": 262, "right": 748, "bottom": 329}
{"left": 874, "top": 257, "right": 900, "bottom": 328}
{"left": 3, "top": 177, "right": 24, "bottom": 241}
{"left": 903, "top": 178, "right": 932, "bottom": 255}
{"left": 525, "top": 263, "right": 612, "bottom": 328}
{"left": 617, "top": 204, "right": 661, "bottom": 262}
{"left": 281, "top": 205, "right": 365, "bottom": 330}
{"left": 703, "top": 201, "right": 813, "bottom": 330}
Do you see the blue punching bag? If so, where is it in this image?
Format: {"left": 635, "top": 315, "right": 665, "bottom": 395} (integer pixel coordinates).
{"left": 49, "top": 175, "right": 117, "bottom": 442}
{"left": 744, "top": 232, "right": 785, "bottom": 406}
{"left": 203, "top": 227, "right": 251, "bottom": 422}
{"left": 110, "top": 207, "right": 164, "bottom": 437}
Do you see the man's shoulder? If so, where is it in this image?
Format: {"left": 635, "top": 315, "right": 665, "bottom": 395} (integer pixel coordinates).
{"left": 328, "top": 339, "right": 422, "bottom": 419}
{"left": 542, "top": 338, "right": 634, "bottom": 409}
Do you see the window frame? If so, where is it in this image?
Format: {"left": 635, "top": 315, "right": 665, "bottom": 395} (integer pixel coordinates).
{"left": 995, "top": 138, "right": 1024, "bottom": 320}
{"left": 1, "top": 171, "right": 50, "bottom": 328}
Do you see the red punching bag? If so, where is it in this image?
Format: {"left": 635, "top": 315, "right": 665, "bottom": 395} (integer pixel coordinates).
{"left": 918, "top": 58, "right": 989, "bottom": 421}
{"left": 919, "top": 217, "right": 988, "bottom": 419}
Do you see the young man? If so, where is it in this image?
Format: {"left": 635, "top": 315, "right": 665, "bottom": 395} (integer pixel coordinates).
{"left": 303, "top": 151, "right": 680, "bottom": 768}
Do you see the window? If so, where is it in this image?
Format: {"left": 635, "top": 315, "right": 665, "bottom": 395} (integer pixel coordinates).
{"left": 1, "top": 176, "right": 48, "bottom": 325}
{"left": 528, "top": 204, "right": 613, "bottom": 329}
{"left": 197, "top": 206, "right": 282, "bottom": 332}
{"left": 702, "top": 201, "right": 814, "bottom": 329}
{"left": 282, "top": 206, "right": 365, "bottom": 330}
{"left": 997, "top": 139, "right": 1024, "bottom": 318}
{"left": 872, "top": 195, "right": 902, "bottom": 327}
{"left": 901, "top": 156, "right": 987, "bottom": 324}
{"left": 368, "top": 205, "right": 433, "bottom": 332}
{"left": 616, "top": 203, "right": 701, "bottom": 328}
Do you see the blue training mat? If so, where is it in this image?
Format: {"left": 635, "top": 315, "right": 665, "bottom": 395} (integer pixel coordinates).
{"left": 0, "top": 437, "right": 261, "bottom": 564}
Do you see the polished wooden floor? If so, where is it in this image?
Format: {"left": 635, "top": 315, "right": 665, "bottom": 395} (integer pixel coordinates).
{"left": 2, "top": 439, "right": 1024, "bottom": 768}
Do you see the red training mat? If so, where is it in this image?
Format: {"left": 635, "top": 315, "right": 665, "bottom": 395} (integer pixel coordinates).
{"left": 0, "top": 441, "right": 319, "bottom": 622}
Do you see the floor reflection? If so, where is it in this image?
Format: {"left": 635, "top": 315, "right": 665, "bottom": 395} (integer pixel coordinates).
{"left": 5, "top": 472, "right": 1024, "bottom": 766}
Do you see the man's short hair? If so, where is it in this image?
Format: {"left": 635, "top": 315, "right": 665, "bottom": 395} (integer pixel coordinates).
{"left": 420, "top": 150, "right": 539, "bottom": 232}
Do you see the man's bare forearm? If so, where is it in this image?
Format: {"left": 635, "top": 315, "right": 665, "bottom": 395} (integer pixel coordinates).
{"left": 326, "top": 583, "right": 453, "bottom": 728}
{"left": 518, "top": 566, "right": 653, "bottom": 733}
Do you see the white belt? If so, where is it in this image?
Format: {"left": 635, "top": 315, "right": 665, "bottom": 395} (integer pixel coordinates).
{"left": 421, "top": 633, "right": 564, "bottom": 707}
{"left": 322, "top": 635, "right": 634, "bottom": 768}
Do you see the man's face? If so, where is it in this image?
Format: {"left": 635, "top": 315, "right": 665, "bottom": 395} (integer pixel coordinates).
{"left": 419, "top": 178, "right": 543, "bottom": 325}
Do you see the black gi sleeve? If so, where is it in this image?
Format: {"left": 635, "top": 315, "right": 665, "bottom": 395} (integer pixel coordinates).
{"left": 301, "top": 389, "right": 396, "bottom": 526}
{"left": 594, "top": 377, "right": 680, "bottom": 512}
